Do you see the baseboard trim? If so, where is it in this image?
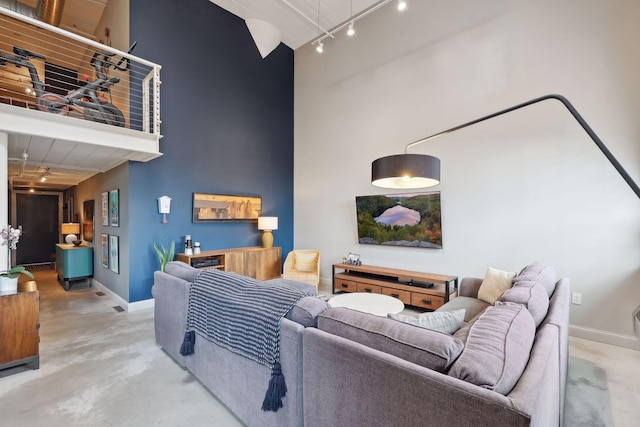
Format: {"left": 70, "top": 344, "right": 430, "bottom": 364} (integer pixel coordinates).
{"left": 570, "top": 324, "right": 640, "bottom": 351}
{"left": 91, "top": 279, "right": 155, "bottom": 312}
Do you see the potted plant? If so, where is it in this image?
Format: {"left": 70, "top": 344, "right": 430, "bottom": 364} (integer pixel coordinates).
{"left": 153, "top": 240, "right": 175, "bottom": 272}
{"left": 0, "top": 225, "right": 35, "bottom": 293}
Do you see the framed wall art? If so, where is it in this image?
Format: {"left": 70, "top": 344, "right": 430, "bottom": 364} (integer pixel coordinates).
{"left": 192, "top": 193, "right": 262, "bottom": 222}
{"left": 110, "top": 189, "right": 119, "bottom": 227}
{"left": 83, "top": 199, "right": 95, "bottom": 242}
{"left": 101, "top": 191, "right": 109, "bottom": 226}
{"left": 109, "top": 235, "right": 119, "bottom": 274}
{"left": 101, "top": 234, "right": 109, "bottom": 269}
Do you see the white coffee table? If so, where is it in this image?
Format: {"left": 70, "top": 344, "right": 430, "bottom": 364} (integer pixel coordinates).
{"left": 328, "top": 292, "right": 404, "bottom": 317}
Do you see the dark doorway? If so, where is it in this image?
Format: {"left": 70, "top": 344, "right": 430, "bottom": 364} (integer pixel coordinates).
{"left": 15, "top": 193, "right": 60, "bottom": 265}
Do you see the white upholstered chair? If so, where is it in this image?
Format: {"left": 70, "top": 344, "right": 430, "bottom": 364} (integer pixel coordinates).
{"left": 282, "top": 250, "right": 320, "bottom": 291}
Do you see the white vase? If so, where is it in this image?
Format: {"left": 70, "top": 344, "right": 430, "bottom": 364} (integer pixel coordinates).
{"left": 0, "top": 276, "right": 18, "bottom": 293}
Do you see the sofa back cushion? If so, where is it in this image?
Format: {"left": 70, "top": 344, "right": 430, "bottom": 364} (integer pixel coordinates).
{"left": 388, "top": 309, "right": 466, "bottom": 334}
{"left": 498, "top": 281, "right": 549, "bottom": 327}
{"left": 318, "top": 307, "right": 464, "bottom": 372}
{"left": 513, "top": 262, "right": 557, "bottom": 297}
{"left": 449, "top": 302, "right": 535, "bottom": 395}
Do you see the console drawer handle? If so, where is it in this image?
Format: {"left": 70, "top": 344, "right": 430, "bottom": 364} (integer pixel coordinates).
{"left": 390, "top": 293, "right": 399, "bottom": 298}
{"left": 341, "top": 283, "right": 348, "bottom": 288}
{"left": 422, "top": 299, "right": 432, "bottom": 305}
{"left": 364, "top": 288, "right": 372, "bottom": 293}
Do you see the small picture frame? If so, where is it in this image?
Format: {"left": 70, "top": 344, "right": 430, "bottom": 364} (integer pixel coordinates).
{"left": 110, "top": 189, "right": 119, "bottom": 227}
{"left": 101, "top": 234, "right": 109, "bottom": 269}
{"left": 101, "top": 192, "right": 109, "bottom": 226}
{"left": 345, "top": 252, "right": 361, "bottom": 266}
{"left": 109, "top": 235, "right": 119, "bottom": 274}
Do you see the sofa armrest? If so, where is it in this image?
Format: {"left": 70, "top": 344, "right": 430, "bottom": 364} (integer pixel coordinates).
{"left": 459, "top": 277, "right": 483, "bottom": 298}
{"left": 152, "top": 270, "right": 190, "bottom": 367}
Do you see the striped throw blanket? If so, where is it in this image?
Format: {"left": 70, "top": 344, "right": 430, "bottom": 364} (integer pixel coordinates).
{"left": 180, "top": 268, "right": 311, "bottom": 412}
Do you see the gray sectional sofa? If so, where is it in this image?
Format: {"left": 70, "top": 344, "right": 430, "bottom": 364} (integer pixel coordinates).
{"left": 153, "top": 261, "right": 569, "bottom": 427}
{"left": 303, "top": 262, "right": 570, "bottom": 427}
{"left": 152, "top": 261, "right": 328, "bottom": 427}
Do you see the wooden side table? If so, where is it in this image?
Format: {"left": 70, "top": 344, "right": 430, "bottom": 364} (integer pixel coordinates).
{"left": 0, "top": 280, "right": 40, "bottom": 372}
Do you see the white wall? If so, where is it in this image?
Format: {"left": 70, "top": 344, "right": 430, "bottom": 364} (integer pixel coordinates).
{"left": 294, "top": 0, "right": 640, "bottom": 348}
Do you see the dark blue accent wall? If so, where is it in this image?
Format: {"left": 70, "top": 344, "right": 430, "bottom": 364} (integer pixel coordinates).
{"left": 128, "top": 0, "right": 294, "bottom": 302}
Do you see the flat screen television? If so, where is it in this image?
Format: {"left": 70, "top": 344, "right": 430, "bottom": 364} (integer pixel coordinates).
{"left": 355, "top": 192, "right": 442, "bottom": 249}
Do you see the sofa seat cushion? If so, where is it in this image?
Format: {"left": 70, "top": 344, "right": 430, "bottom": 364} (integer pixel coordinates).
{"left": 513, "top": 262, "right": 557, "bottom": 297}
{"left": 448, "top": 302, "right": 535, "bottom": 395}
{"left": 437, "top": 296, "right": 489, "bottom": 322}
{"left": 318, "top": 307, "right": 464, "bottom": 372}
{"left": 388, "top": 309, "right": 466, "bottom": 334}
{"left": 498, "top": 281, "right": 549, "bottom": 327}
{"left": 285, "top": 296, "right": 330, "bottom": 327}
{"left": 477, "top": 267, "right": 516, "bottom": 304}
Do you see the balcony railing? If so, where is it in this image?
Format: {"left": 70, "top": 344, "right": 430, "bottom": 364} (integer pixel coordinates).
{"left": 0, "top": 6, "right": 161, "bottom": 136}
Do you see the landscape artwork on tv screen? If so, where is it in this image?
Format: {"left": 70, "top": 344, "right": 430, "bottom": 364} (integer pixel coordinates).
{"left": 356, "top": 192, "right": 442, "bottom": 249}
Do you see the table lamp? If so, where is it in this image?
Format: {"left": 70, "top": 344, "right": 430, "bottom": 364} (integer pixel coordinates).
{"left": 258, "top": 216, "right": 278, "bottom": 248}
{"left": 61, "top": 223, "right": 80, "bottom": 244}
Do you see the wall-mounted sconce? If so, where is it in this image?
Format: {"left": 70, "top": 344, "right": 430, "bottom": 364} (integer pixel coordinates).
{"left": 258, "top": 216, "right": 278, "bottom": 248}
{"left": 157, "top": 195, "right": 172, "bottom": 223}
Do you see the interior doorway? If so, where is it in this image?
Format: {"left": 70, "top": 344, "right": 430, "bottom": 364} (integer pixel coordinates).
{"left": 11, "top": 191, "right": 63, "bottom": 267}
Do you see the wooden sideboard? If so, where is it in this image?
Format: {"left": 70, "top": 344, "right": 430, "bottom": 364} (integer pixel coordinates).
{"left": 0, "top": 281, "right": 40, "bottom": 372}
{"left": 332, "top": 263, "right": 458, "bottom": 311}
{"left": 176, "top": 246, "right": 282, "bottom": 281}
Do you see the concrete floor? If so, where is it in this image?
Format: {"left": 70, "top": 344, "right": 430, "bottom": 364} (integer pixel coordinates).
{"left": 1, "top": 270, "right": 638, "bottom": 426}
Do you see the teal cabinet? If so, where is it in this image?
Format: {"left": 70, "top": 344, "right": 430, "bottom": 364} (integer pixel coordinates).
{"left": 56, "top": 244, "right": 93, "bottom": 291}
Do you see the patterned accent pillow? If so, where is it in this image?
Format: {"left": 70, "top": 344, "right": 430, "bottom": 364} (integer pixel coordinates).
{"left": 388, "top": 309, "right": 466, "bottom": 334}
{"left": 294, "top": 251, "right": 318, "bottom": 272}
{"left": 477, "top": 267, "right": 516, "bottom": 304}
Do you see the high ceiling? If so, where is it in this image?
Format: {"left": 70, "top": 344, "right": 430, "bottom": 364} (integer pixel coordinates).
{"left": 4, "top": 0, "right": 393, "bottom": 191}
{"left": 210, "top": 0, "right": 385, "bottom": 50}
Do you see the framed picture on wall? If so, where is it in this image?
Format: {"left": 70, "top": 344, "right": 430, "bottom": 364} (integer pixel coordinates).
{"left": 192, "top": 193, "right": 262, "bottom": 222}
{"left": 101, "top": 192, "right": 109, "bottom": 226}
{"left": 109, "top": 235, "right": 119, "bottom": 274}
{"left": 83, "top": 200, "right": 95, "bottom": 242}
{"left": 101, "top": 234, "right": 109, "bottom": 269}
{"left": 110, "top": 189, "right": 119, "bottom": 227}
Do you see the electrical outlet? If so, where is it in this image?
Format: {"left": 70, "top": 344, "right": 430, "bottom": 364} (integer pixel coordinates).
{"left": 571, "top": 292, "right": 582, "bottom": 305}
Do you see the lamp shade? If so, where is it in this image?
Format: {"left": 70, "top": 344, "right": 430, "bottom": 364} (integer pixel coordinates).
{"left": 61, "top": 223, "right": 80, "bottom": 234}
{"left": 372, "top": 154, "right": 440, "bottom": 189}
{"left": 258, "top": 216, "right": 278, "bottom": 231}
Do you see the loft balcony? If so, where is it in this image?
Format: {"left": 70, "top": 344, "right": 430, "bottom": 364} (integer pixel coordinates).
{"left": 0, "top": 4, "right": 162, "bottom": 190}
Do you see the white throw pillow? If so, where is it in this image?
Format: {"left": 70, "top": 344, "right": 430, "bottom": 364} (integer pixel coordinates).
{"left": 478, "top": 267, "right": 516, "bottom": 304}
{"left": 388, "top": 309, "right": 466, "bottom": 334}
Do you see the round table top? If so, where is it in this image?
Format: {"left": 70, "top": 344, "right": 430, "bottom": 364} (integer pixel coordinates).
{"left": 328, "top": 292, "right": 405, "bottom": 316}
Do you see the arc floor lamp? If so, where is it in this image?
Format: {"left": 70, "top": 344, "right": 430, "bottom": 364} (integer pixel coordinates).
{"left": 371, "top": 94, "right": 640, "bottom": 199}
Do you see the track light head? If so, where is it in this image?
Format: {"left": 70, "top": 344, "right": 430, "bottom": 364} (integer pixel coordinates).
{"left": 398, "top": 0, "right": 407, "bottom": 11}
{"left": 316, "top": 41, "right": 324, "bottom": 53}
{"left": 347, "top": 22, "right": 355, "bottom": 37}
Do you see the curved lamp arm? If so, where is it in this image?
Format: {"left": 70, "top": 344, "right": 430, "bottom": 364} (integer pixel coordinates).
{"left": 403, "top": 94, "right": 640, "bottom": 198}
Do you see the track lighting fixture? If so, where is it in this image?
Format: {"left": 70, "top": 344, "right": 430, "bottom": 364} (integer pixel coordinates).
{"left": 39, "top": 167, "right": 51, "bottom": 183}
{"left": 347, "top": 21, "right": 355, "bottom": 36}
{"left": 311, "top": 0, "right": 406, "bottom": 54}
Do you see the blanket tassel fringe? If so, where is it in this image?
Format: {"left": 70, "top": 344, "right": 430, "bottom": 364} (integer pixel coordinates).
{"left": 180, "top": 330, "right": 196, "bottom": 356}
{"left": 262, "top": 362, "right": 287, "bottom": 412}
